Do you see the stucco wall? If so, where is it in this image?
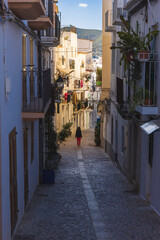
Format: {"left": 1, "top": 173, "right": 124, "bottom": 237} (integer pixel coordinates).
{"left": 0, "top": 20, "right": 39, "bottom": 240}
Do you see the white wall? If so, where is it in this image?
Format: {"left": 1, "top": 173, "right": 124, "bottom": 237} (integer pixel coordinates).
{"left": 0, "top": 20, "right": 39, "bottom": 240}
{"left": 151, "top": 131, "right": 160, "bottom": 214}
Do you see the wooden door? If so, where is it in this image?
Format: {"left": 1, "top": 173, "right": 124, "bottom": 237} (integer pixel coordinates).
{"left": 9, "top": 128, "right": 18, "bottom": 236}
{"left": 23, "top": 129, "right": 29, "bottom": 209}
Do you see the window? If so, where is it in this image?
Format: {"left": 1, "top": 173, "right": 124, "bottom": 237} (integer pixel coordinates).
{"left": 121, "top": 125, "right": 127, "bottom": 154}
{"left": 117, "top": 77, "right": 123, "bottom": 104}
{"left": 81, "top": 60, "right": 84, "bottom": 68}
{"left": 57, "top": 103, "right": 60, "bottom": 114}
{"left": 111, "top": 43, "right": 115, "bottom": 74}
{"left": 31, "top": 122, "right": 34, "bottom": 162}
{"left": 144, "top": 62, "right": 156, "bottom": 106}
{"left": 30, "top": 38, "right": 33, "bottom": 66}
{"left": 69, "top": 59, "right": 75, "bottom": 69}
{"left": 22, "top": 34, "right": 27, "bottom": 67}
{"left": 62, "top": 56, "right": 65, "bottom": 65}
{"left": 149, "top": 134, "right": 154, "bottom": 167}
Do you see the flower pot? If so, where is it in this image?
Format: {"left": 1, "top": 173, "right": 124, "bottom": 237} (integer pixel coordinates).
{"left": 145, "top": 98, "right": 153, "bottom": 106}
{"left": 126, "top": 51, "right": 134, "bottom": 61}
{"left": 138, "top": 50, "right": 150, "bottom": 60}
{"left": 43, "top": 169, "right": 55, "bottom": 184}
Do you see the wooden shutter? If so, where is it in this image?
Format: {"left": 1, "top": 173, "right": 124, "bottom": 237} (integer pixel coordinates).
{"left": 9, "top": 128, "right": 18, "bottom": 236}
{"left": 117, "top": 77, "right": 123, "bottom": 104}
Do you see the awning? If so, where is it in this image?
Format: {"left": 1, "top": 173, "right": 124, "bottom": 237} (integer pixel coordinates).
{"left": 57, "top": 65, "right": 74, "bottom": 75}
{"left": 140, "top": 120, "right": 160, "bottom": 135}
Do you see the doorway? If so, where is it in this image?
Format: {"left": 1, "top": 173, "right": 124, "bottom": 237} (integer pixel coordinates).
{"left": 9, "top": 128, "right": 18, "bottom": 236}
{"left": 23, "top": 128, "right": 29, "bottom": 209}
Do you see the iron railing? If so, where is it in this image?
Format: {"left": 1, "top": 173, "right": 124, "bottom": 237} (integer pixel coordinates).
{"left": 43, "top": 69, "right": 51, "bottom": 109}
{"left": 55, "top": 12, "right": 60, "bottom": 40}
{"left": 22, "top": 67, "right": 51, "bottom": 112}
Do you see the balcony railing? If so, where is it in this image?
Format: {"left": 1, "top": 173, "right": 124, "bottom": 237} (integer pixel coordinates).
{"left": 22, "top": 67, "right": 51, "bottom": 118}
{"left": 41, "top": 12, "right": 60, "bottom": 46}
{"left": 48, "top": 0, "right": 53, "bottom": 23}
{"left": 73, "top": 100, "right": 88, "bottom": 112}
{"left": 105, "top": 10, "right": 116, "bottom": 32}
{"left": 113, "top": 0, "right": 127, "bottom": 26}
{"left": 55, "top": 12, "right": 61, "bottom": 41}
{"left": 140, "top": 61, "right": 157, "bottom": 107}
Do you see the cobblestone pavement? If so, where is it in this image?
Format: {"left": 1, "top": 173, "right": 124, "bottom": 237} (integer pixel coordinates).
{"left": 14, "top": 129, "right": 160, "bottom": 240}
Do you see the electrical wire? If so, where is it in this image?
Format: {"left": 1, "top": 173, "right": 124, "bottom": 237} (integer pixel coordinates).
{"left": 53, "top": 42, "right": 112, "bottom": 53}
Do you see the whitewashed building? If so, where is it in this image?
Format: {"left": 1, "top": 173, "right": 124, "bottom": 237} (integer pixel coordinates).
{"left": 54, "top": 26, "right": 95, "bottom": 134}
{"left": 0, "top": 0, "right": 60, "bottom": 239}
{"left": 102, "top": 0, "right": 160, "bottom": 215}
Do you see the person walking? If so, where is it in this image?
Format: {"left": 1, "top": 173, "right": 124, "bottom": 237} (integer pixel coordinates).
{"left": 75, "top": 126, "right": 82, "bottom": 146}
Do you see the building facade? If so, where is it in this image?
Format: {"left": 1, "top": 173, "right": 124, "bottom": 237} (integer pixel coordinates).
{"left": 0, "top": 0, "right": 60, "bottom": 239}
{"left": 54, "top": 26, "right": 95, "bottom": 135}
{"left": 102, "top": 0, "right": 160, "bottom": 215}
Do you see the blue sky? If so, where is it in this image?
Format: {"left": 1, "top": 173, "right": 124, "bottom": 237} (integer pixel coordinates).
{"left": 58, "top": 0, "right": 102, "bottom": 30}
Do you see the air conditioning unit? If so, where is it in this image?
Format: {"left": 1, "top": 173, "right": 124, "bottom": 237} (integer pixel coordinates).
{"left": 113, "top": 0, "right": 127, "bottom": 26}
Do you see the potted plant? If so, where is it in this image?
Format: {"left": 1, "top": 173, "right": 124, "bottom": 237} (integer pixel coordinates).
{"left": 94, "top": 121, "right": 101, "bottom": 146}
{"left": 111, "top": 17, "right": 159, "bottom": 111}
{"left": 111, "top": 17, "right": 159, "bottom": 72}
{"left": 58, "top": 122, "right": 73, "bottom": 143}
{"left": 43, "top": 116, "right": 61, "bottom": 184}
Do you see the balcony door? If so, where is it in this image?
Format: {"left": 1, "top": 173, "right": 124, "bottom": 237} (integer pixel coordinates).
{"left": 22, "top": 34, "right": 27, "bottom": 107}
{"left": 23, "top": 128, "right": 28, "bottom": 209}
{"left": 9, "top": 128, "right": 18, "bottom": 236}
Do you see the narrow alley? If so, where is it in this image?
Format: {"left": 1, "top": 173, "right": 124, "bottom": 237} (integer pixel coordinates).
{"left": 14, "top": 130, "right": 160, "bottom": 240}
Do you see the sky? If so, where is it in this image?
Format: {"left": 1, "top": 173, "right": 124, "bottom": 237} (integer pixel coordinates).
{"left": 58, "top": 0, "right": 102, "bottom": 30}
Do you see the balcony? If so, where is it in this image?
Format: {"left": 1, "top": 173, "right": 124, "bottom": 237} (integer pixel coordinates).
{"left": 41, "top": 0, "right": 60, "bottom": 46}
{"left": 28, "top": 16, "right": 52, "bottom": 30}
{"left": 113, "top": 0, "right": 127, "bottom": 26}
{"left": 41, "top": 13, "right": 60, "bottom": 46}
{"left": 22, "top": 67, "right": 51, "bottom": 121}
{"left": 8, "top": 0, "right": 46, "bottom": 20}
{"left": 105, "top": 10, "right": 116, "bottom": 32}
{"left": 135, "top": 61, "right": 158, "bottom": 115}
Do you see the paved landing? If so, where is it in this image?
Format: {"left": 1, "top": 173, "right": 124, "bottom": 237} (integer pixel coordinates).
{"left": 14, "top": 129, "right": 160, "bottom": 240}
